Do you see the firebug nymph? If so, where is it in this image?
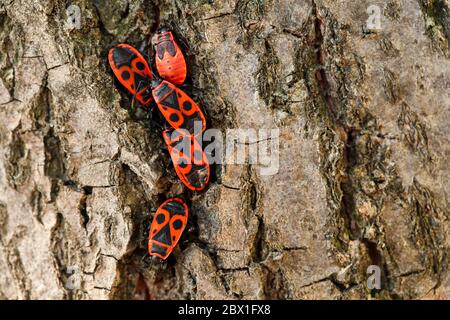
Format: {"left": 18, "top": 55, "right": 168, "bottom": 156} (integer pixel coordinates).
{"left": 154, "top": 27, "right": 187, "bottom": 86}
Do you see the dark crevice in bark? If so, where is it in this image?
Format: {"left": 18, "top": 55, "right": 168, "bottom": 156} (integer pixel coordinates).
{"left": 49, "top": 212, "right": 69, "bottom": 299}
{"left": 220, "top": 183, "right": 241, "bottom": 191}
{"left": 0, "top": 11, "right": 22, "bottom": 101}
{"left": 44, "top": 128, "right": 66, "bottom": 201}
{"left": 242, "top": 164, "right": 266, "bottom": 266}
{"left": 44, "top": 129, "right": 66, "bottom": 180}
{"left": 30, "top": 188, "right": 44, "bottom": 225}
{"left": 2, "top": 226, "right": 30, "bottom": 299}
{"left": 312, "top": 3, "right": 338, "bottom": 123}
{"left": 361, "top": 238, "right": 390, "bottom": 295}
{"left": 311, "top": 1, "right": 356, "bottom": 242}
{"left": 397, "top": 269, "right": 426, "bottom": 278}
{"left": 261, "top": 265, "right": 290, "bottom": 299}
{"left": 78, "top": 191, "right": 91, "bottom": 231}
{"left": 251, "top": 216, "right": 265, "bottom": 263}
{"left": 134, "top": 273, "right": 150, "bottom": 300}
{"left": 410, "top": 179, "right": 447, "bottom": 290}
{"left": 257, "top": 38, "right": 280, "bottom": 108}
{"left": 236, "top": 0, "right": 265, "bottom": 46}
{"left": 91, "top": 2, "right": 115, "bottom": 41}
{"left": 150, "top": 3, "right": 160, "bottom": 34}
{"left": 397, "top": 102, "right": 433, "bottom": 163}
{"left": 417, "top": 0, "right": 450, "bottom": 55}
{"left": 310, "top": 1, "right": 394, "bottom": 298}
{"left": 202, "top": 12, "right": 234, "bottom": 21}
{"left": 6, "top": 123, "right": 30, "bottom": 189}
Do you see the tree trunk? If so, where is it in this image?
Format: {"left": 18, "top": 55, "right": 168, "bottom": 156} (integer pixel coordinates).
{"left": 0, "top": 0, "right": 448, "bottom": 299}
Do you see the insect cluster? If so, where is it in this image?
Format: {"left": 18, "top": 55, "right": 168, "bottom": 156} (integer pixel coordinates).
{"left": 108, "top": 27, "right": 210, "bottom": 260}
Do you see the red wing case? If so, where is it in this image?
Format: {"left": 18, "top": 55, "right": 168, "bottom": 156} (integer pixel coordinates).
{"left": 154, "top": 30, "right": 187, "bottom": 85}
{"left": 148, "top": 198, "right": 188, "bottom": 260}
{"left": 108, "top": 44, "right": 153, "bottom": 105}
{"left": 152, "top": 79, "right": 206, "bottom": 134}
{"left": 163, "top": 129, "right": 210, "bottom": 191}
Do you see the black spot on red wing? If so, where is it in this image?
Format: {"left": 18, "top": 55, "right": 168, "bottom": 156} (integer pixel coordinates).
{"left": 177, "top": 159, "right": 188, "bottom": 168}
{"left": 183, "top": 101, "right": 192, "bottom": 111}
{"left": 173, "top": 219, "right": 183, "bottom": 230}
{"left": 150, "top": 243, "right": 168, "bottom": 257}
{"left": 172, "top": 136, "right": 191, "bottom": 154}
{"left": 167, "top": 140, "right": 177, "bottom": 148}
{"left": 156, "top": 213, "right": 165, "bottom": 224}
{"left": 112, "top": 46, "right": 136, "bottom": 67}
{"left": 152, "top": 223, "right": 172, "bottom": 245}
{"left": 173, "top": 141, "right": 184, "bottom": 153}
{"left": 122, "top": 71, "right": 130, "bottom": 80}
{"left": 160, "top": 91, "right": 180, "bottom": 110}
{"left": 170, "top": 113, "right": 180, "bottom": 122}
{"left": 136, "top": 61, "right": 145, "bottom": 70}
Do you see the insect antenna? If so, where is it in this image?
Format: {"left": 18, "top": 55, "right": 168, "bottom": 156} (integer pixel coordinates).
{"left": 130, "top": 79, "right": 145, "bottom": 110}
{"left": 148, "top": 58, "right": 160, "bottom": 81}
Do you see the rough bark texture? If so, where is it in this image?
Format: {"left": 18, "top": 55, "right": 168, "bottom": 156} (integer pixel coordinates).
{"left": 0, "top": 0, "right": 449, "bottom": 300}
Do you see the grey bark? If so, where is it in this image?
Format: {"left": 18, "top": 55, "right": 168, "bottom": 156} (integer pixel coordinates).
{"left": 0, "top": 0, "right": 448, "bottom": 299}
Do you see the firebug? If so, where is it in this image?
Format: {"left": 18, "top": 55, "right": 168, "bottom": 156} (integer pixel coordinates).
{"left": 151, "top": 77, "right": 206, "bottom": 135}
{"left": 154, "top": 27, "right": 187, "bottom": 85}
{"left": 148, "top": 198, "right": 188, "bottom": 260}
{"left": 108, "top": 44, "right": 153, "bottom": 105}
{"left": 162, "top": 129, "right": 210, "bottom": 191}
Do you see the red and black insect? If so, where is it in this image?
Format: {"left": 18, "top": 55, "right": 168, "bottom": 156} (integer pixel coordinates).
{"left": 108, "top": 44, "right": 153, "bottom": 105}
{"left": 109, "top": 44, "right": 206, "bottom": 134}
{"left": 148, "top": 198, "right": 188, "bottom": 260}
{"left": 154, "top": 27, "right": 187, "bottom": 85}
{"left": 163, "top": 129, "right": 210, "bottom": 191}
{"left": 151, "top": 77, "right": 206, "bottom": 135}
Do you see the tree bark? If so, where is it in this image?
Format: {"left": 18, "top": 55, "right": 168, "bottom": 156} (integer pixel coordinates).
{"left": 0, "top": 0, "right": 448, "bottom": 299}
